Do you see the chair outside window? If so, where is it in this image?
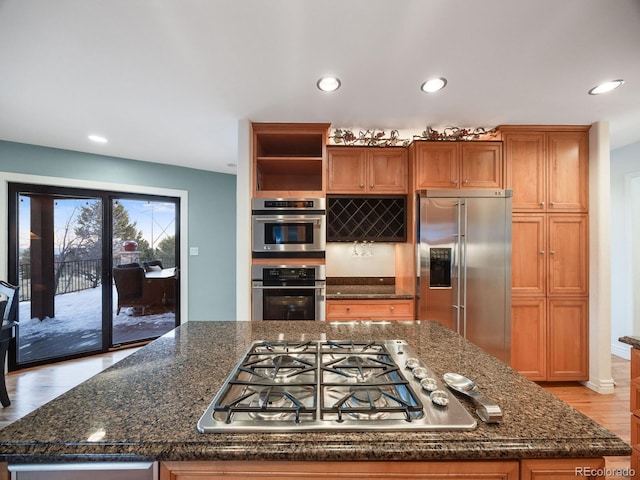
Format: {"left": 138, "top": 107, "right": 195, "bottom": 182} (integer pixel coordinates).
{"left": 112, "top": 264, "right": 159, "bottom": 316}
{"left": 1, "top": 281, "right": 19, "bottom": 407}
{"left": 142, "top": 260, "right": 163, "bottom": 272}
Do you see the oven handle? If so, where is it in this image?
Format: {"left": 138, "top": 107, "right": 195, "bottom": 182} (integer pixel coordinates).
{"left": 252, "top": 216, "right": 325, "bottom": 222}
{"left": 251, "top": 285, "right": 326, "bottom": 290}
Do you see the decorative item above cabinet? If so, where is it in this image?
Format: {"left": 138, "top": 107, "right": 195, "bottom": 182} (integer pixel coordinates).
{"left": 327, "top": 195, "right": 407, "bottom": 242}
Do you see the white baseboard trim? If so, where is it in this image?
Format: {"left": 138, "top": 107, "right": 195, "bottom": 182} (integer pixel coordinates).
{"left": 612, "top": 343, "right": 631, "bottom": 360}
{"left": 583, "top": 377, "right": 616, "bottom": 394}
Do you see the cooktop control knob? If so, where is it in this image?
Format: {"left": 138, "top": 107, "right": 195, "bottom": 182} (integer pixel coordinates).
{"left": 412, "top": 367, "right": 429, "bottom": 379}
{"left": 405, "top": 358, "right": 420, "bottom": 369}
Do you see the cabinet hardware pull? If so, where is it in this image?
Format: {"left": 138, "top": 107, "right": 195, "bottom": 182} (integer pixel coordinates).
{"left": 550, "top": 250, "right": 556, "bottom": 254}
{"left": 370, "top": 184, "right": 374, "bottom": 188}
{"left": 359, "top": 184, "right": 364, "bottom": 188}
{"left": 550, "top": 201, "right": 556, "bottom": 206}
{"left": 346, "top": 306, "right": 350, "bottom": 311}
{"left": 390, "top": 306, "right": 395, "bottom": 311}
{"left": 539, "top": 250, "right": 545, "bottom": 254}
{"left": 463, "top": 179, "right": 469, "bottom": 184}
{"left": 451, "top": 180, "right": 458, "bottom": 185}
{"left": 540, "top": 201, "right": 545, "bottom": 206}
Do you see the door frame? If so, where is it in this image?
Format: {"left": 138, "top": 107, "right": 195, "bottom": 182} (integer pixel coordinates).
{"left": 0, "top": 172, "right": 189, "bottom": 362}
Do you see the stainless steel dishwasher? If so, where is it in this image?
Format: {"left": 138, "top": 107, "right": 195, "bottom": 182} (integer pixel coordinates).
{"left": 9, "top": 462, "right": 157, "bottom": 479}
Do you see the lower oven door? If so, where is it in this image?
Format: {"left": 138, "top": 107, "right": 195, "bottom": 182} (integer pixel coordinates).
{"left": 252, "top": 284, "right": 325, "bottom": 321}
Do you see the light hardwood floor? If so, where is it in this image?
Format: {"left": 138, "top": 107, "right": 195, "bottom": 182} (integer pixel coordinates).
{"left": 0, "top": 350, "right": 633, "bottom": 478}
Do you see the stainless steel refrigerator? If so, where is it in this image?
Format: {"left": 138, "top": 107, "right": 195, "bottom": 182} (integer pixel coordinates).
{"left": 416, "top": 190, "right": 512, "bottom": 364}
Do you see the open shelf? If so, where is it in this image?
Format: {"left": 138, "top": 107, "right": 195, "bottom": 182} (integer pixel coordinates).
{"left": 252, "top": 123, "right": 329, "bottom": 195}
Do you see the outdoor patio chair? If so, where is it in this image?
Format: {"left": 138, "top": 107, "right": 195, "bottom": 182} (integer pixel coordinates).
{"left": 0, "top": 280, "right": 19, "bottom": 407}
{"left": 142, "top": 260, "right": 163, "bottom": 272}
{"left": 113, "top": 264, "right": 159, "bottom": 316}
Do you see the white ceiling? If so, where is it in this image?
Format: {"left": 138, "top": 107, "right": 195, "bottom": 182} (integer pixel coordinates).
{"left": 1, "top": 0, "right": 639, "bottom": 175}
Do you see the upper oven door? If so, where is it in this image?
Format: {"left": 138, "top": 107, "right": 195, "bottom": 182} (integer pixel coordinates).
{"left": 252, "top": 214, "right": 326, "bottom": 256}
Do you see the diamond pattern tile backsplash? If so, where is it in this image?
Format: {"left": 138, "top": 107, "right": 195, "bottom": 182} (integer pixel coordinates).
{"left": 327, "top": 196, "right": 407, "bottom": 242}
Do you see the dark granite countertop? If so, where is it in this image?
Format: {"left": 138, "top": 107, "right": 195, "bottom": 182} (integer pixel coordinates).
{"left": 326, "top": 284, "right": 413, "bottom": 299}
{"left": 326, "top": 277, "right": 414, "bottom": 299}
{"left": 0, "top": 321, "right": 630, "bottom": 464}
{"left": 619, "top": 336, "right": 640, "bottom": 349}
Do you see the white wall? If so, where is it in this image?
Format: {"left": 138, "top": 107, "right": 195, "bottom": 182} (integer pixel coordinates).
{"left": 610, "top": 141, "right": 640, "bottom": 359}
{"left": 326, "top": 243, "right": 396, "bottom": 277}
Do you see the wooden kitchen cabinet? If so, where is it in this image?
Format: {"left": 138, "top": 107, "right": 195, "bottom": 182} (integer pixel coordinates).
{"left": 253, "top": 122, "right": 330, "bottom": 197}
{"left": 326, "top": 299, "right": 414, "bottom": 321}
{"left": 547, "top": 297, "right": 589, "bottom": 381}
{"left": 327, "top": 146, "right": 408, "bottom": 194}
{"left": 547, "top": 214, "right": 588, "bottom": 296}
{"left": 545, "top": 215, "right": 589, "bottom": 296}
{"left": 411, "top": 141, "right": 503, "bottom": 191}
{"left": 511, "top": 213, "right": 588, "bottom": 381}
{"left": 160, "top": 460, "right": 520, "bottom": 479}
{"left": 512, "top": 214, "right": 546, "bottom": 296}
{"left": 520, "top": 458, "right": 605, "bottom": 479}
{"left": 502, "top": 126, "right": 589, "bottom": 212}
{"left": 160, "top": 458, "right": 607, "bottom": 479}
{"left": 511, "top": 297, "right": 588, "bottom": 382}
{"left": 512, "top": 214, "right": 588, "bottom": 297}
{"left": 511, "top": 297, "right": 547, "bottom": 381}
{"left": 506, "top": 126, "right": 590, "bottom": 382}
{"left": 631, "top": 348, "right": 640, "bottom": 470}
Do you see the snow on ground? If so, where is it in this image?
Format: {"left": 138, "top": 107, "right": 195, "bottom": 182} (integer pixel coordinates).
{"left": 17, "top": 286, "right": 175, "bottom": 363}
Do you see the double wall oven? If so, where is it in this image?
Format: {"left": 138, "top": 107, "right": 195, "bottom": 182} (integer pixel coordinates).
{"left": 251, "top": 198, "right": 327, "bottom": 321}
{"left": 252, "top": 198, "right": 326, "bottom": 258}
{"left": 252, "top": 265, "right": 326, "bottom": 321}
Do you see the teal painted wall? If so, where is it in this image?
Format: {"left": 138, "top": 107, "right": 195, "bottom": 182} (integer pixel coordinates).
{"left": 0, "top": 140, "right": 237, "bottom": 320}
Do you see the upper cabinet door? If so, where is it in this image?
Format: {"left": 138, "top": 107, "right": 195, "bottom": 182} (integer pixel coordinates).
{"left": 368, "top": 148, "right": 408, "bottom": 193}
{"left": 327, "top": 147, "right": 408, "bottom": 194}
{"left": 413, "top": 142, "right": 460, "bottom": 190}
{"left": 327, "top": 147, "right": 367, "bottom": 193}
{"left": 547, "top": 131, "right": 589, "bottom": 212}
{"left": 460, "top": 142, "right": 503, "bottom": 189}
{"left": 504, "top": 132, "right": 546, "bottom": 211}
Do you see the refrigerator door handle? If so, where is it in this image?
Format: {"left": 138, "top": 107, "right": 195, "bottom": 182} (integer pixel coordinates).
{"left": 461, "top": 199, "right": 468, "bottom": 338}
{"left": 453, "top": 200, "right": 463, "bottom": 334}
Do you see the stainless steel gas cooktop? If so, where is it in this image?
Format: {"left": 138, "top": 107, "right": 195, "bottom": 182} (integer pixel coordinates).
{"left": 197, "top": 339, "right": 477, "bottom": 433}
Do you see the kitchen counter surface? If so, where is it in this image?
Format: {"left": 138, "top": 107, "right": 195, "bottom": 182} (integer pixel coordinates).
{"left": 0, "top": 320, "right": 629, "bottom": 464}
{"left": 619, "top": 335, "right": 640, "bottom": 349}
{"left": 326, "top": 277, "right": 413, "bottom": 299}
{"left": 325, "top": 284, "right": 413, "bottom": 299}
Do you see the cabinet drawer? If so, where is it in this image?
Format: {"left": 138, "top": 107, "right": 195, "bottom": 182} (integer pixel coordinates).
{"left": 632, "top": 378, "right": 640, "bottom": 414}
{"left": 632, "top": 348, "right": 640, "bottom": 380}
{"left": 327, "top": 299, "right": 414, "bottom": 320}
{"left": 632, "top": 411, "right": 640, "bottom": 446}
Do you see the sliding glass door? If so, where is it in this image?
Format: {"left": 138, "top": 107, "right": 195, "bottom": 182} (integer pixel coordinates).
{"left": 111, "top": 198, "right": 177, "bottom": 346}
{"left": 13, "top": 191, "right": 104, "bottom": 365}
{"left": 8, "top": 184, "right": 180, "bottom": 370}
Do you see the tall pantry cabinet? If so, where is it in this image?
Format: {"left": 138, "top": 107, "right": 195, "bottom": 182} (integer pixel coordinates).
{"left": 504, "top": 126, "right": 589, "bottom": 381}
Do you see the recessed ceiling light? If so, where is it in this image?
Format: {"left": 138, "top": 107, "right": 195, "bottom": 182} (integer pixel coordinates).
{"left": 420, "top": 77, "right": 447, "bottom": 93}
{"left": 316, "top": 76, "right": 341, "bottom": 92}
{"left": 588, "top": 79, "right": 624, "bottom": 95}
{"left": 88, "top": 134, "right": 108, "bottom": 143}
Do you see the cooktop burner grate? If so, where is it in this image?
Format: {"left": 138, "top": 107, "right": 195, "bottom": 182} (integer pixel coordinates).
{"left": 198, "top": 339, "right": 477, "bottom": 433}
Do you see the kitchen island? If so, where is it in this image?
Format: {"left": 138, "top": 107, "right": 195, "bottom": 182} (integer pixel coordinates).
{"left": 0, "top": 321, "right": 630, "bottom": 479}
